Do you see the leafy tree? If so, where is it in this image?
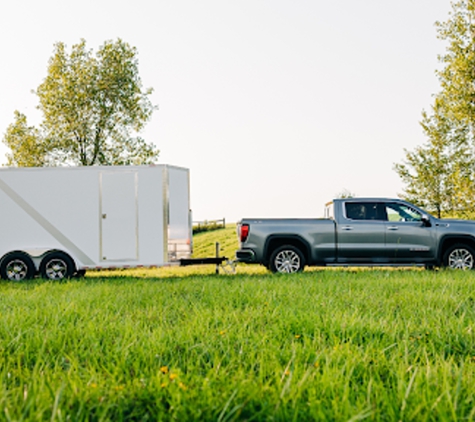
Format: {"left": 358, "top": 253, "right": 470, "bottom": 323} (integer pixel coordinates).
{"left": 436, "top": 1, "right": 475, "bottom": 128}
{"left": 335, "top": 188, "right": 355, "bottom": 199}
{"left": 3, "top": 39, "right": 158, "bottom": 166}
{"left": 3, "top": 111, "right": 47, "bottom": 167}
{"left": 395, "top": 99, "right": 473, "bottom": 218}
{"left": 395, "top": 0, "right": 475, "bottom": 218}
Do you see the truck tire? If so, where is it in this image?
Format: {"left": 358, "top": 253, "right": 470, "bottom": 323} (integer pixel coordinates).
{"left": 269, "top": 245, "right": 305, "bottom": 274}
{"left": 40, "top": 251, "right": 75, "bottom": 280}
{"left": 0, "top": 252, "right": 36, "bottom": 281}
{"left": 443, "top": 244, "right": 475, "bottom": 270}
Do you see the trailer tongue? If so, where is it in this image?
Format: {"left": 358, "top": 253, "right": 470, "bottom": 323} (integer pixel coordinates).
{"left": 179, "top": 257, "right": 227, "bottom": 266}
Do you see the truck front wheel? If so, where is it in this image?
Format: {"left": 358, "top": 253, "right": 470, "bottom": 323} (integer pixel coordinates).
{"left": 443, "top": 244, "right": 475, "bottom": 270}
{"left": 269, "top": 245, "right": 305, "bottom": 274}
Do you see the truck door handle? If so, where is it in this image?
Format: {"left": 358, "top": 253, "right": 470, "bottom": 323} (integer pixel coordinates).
{"left": 387, "top": 226, "right": 398, "bottom": 231}
{"left": 341, "top": 226, "right": 353, "bottom": 231}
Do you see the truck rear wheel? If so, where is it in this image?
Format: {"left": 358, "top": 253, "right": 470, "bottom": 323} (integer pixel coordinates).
{"left": 443, "top": 244, "right": 475, "bottom": 270}
{"left": 269, "top": 245, "right": 305, "bottom": 274}
{"left": 0, "top": 252, "right": 36, "bottom": 281}
{"left": 40, "top": 252, "right": 75, "bottom": 280}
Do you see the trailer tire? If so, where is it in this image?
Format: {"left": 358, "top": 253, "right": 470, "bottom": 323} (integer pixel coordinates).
{"left": 40, "top": 252, "right": 75, "bottom": 281}
{"left": 0, "top": 252, "right": 36, "bottom": 281}
{"left": 269, "top": 245, "right": 305, "bottom": 274}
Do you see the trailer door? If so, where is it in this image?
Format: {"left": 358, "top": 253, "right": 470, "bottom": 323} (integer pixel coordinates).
{"left": 100, "top": 171, "right": 138, "bottom": 261}
{"left": 167, "top": 167, "right": 192, "bottom": 261}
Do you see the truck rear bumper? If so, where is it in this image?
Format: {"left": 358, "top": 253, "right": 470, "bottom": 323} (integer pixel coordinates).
{"left": 236, "top": 249, "right": 256, "bottom": 263}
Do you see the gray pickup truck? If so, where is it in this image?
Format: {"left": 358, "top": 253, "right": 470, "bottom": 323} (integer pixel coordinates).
{"left": 236, "top": 198, "right": 475, "bottom": 273}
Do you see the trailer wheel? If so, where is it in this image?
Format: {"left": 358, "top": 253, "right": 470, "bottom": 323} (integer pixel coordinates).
{"left": 40, "top": 252, "right": 75, "bottom": 281}
{"left": 269, "top": 245, "right": 305, "bottom": 274}
{"left": 0, "top": 252, "right": 36, "bottom": 281}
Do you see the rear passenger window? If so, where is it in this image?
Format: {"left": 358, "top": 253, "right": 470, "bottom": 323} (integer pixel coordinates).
{"left": 345, "top": 203, "right": 382, "bottom": 220}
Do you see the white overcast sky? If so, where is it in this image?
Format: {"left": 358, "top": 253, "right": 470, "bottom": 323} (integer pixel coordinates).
{"left": 0, "top": 1, "right": 452, "bottom": 221}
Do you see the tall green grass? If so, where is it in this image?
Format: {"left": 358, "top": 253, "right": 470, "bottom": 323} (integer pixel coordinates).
{"left": 1, "top": 270, "right": 475, "bottom": 420}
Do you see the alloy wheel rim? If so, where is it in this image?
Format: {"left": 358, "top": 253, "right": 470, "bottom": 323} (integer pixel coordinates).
{"left": 275, "top": 250, "right": 301, "bottom": 273}
{"left": 448, "top": 249, "right": 474, "bottom": 270}
{"left": 6, "top": 259, "right": 28, "bottom": 281}
{"left": 45, "top": 259, "right": 67, "bottom": 280}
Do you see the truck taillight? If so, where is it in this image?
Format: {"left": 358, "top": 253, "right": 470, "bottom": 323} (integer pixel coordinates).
{"left": 239, "top": 224, "right": 250, "bottom": 242}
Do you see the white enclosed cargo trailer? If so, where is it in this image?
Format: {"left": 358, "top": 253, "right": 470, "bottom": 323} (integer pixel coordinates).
{"left": 0, "top": 164, "right": 195, "bottom": 281}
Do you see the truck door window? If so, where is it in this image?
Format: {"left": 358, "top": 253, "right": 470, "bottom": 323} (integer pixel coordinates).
{"left": 385, "top": 203, "right": 422, "bottom": 222}
{"left": 345, "top": 202, "right": 383, "bottom": 220}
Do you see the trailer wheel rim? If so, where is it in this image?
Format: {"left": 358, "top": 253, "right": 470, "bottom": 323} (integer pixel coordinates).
{"left": 6, "top": 259, "right": 29, "bottom": 281}
{"left": 274, "top": 250, "right": 301, "bottom": 273}
{"left": 448, "top": 248, "right": 474, "bottom": 270}
{"left": 45, "top": 258, "right": 68, "bottom": 280}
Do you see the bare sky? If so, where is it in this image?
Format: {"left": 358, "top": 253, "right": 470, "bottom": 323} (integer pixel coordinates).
{"left": 0, "top": 1, "right": 452, "bottom": 221}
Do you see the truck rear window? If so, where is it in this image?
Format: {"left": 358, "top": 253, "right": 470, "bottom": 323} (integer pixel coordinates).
{"left": 345, "top": 202, "right": 384, "bottom": 221}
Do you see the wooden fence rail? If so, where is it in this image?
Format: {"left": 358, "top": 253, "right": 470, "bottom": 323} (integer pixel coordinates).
{"left": 192, "top": 218, "right": 226, "bottom": 233}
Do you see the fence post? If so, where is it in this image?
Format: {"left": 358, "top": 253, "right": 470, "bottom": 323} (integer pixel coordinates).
{"left": 215, "top": 242, "right": 220, "bottom": 274}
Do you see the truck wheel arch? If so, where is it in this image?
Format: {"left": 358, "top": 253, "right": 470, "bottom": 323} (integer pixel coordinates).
{"left": 264, "top": 235, "right": 311, "bottom": 266}
{"left": 442, "top": 243, "right": 475, "bottom": 270}
{"left": 438, "top": 235, "right": 475, "bottom": 267}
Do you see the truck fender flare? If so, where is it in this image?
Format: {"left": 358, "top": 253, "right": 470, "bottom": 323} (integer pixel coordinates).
{"left": 264, "top": 235, "right": 312, "bottom": 263}
{"left": 437, "top": 234, "right": 475, "bottom": 264}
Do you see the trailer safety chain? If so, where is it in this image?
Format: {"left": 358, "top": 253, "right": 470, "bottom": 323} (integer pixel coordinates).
{"left": 214, "top": 241, "right": 237, "bottom": 274}
{"left": 219, "top": 259, "right": 237, "bottom": 274}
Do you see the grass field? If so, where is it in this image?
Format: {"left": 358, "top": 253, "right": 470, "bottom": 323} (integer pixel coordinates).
{"left": 1, "top": 227, "right": 475, "bottom": 421}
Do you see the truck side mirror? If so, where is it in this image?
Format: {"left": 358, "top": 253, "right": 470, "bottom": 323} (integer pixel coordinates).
{"left": 421, "top": 214, "right": 431, "bottom": 227}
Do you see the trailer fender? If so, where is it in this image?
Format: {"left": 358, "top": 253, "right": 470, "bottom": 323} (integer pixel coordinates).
{"left": 23, "top": 248, "right": 54, "bottom": 258}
